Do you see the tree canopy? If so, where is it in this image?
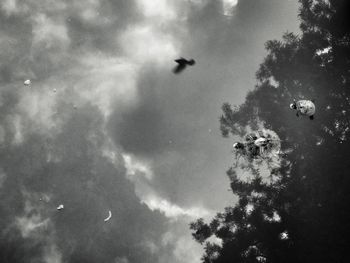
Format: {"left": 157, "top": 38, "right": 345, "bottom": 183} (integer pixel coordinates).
{"left": 190, "top": 1, "right": 350, "bottom": 262}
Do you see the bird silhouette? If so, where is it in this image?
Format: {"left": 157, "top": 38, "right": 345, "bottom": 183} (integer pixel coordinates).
{"left": 173, "top": 57, "right": 196, "bottom": 74}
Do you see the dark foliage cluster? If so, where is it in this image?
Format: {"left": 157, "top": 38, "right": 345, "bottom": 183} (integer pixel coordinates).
{"left": 191, "top": 1, "right": 350, "bottom": 262}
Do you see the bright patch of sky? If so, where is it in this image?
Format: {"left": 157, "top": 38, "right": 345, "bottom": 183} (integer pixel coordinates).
{"left": 222, "top": 0, "right": 238, "bottom": 16}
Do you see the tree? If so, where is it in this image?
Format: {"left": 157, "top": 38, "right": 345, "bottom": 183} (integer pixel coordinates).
{"left": 191, "top": 1, "right": 350, "bottom": 262}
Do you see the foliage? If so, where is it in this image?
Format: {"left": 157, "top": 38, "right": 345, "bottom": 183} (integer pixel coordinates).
{"left": 191, "top": 1, "right": 350, "bottom": 262}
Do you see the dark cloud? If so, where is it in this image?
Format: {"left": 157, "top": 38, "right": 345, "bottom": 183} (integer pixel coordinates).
{"left": 108, "top": 73, "right": 166, "bottom": 155}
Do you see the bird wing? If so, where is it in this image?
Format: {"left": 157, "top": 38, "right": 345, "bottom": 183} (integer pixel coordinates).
{"left": 174, "top": 57, "right": 186, "bottom": 63}
{"left": 173, "top": 63, "right": 186, "bottom": 74}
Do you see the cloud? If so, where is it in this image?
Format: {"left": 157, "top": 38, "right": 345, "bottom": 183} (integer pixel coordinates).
{"left": 16, "top": 87, "right": 59, "bottom": 135}
{"left": 173, "top": 235, "right": 202, "bottom": 263}
{"left": 137, "top": 0, "right": 177, "bottom": 19}
{"left": 141, "top": 195, "right": 211, "bottom": 219}
{"left": 9, "top": 114, "right": 24, "bottom": 144}
{"left": 121, "top": 153, "right": 212, "bottom": 220}
{"left": 1, "top": 0, "right": 18, "bottom": 16}
{"left": 222, "top": 0, "right": 238, "bottom": 16}
{"left": 32, "top": 13, "right": 69, "bottom": 49}
{"left": 0, "top": 103, "right": 170, "bottom": 263}
{"left": 0, "top": 1, "right": 300, "bottom": 262}
{"left": 73, "top": 0, "right": 102, "bottom": 24}
{"left": 119, "top": 24, "right": 178, "bottom": 65}
{"left": 120, "top": 149, "right": 213, "bottom": 263}
{"left": 16, "top": 214, "right": 49, "bottom": 238}
{"left": 70, "top": 53, "right": 139, "bottom": 117}
{"left": 159, "top": 229, "right": 203, "bottom": 263}
{"left": 43, "top": 244, "right": 62, "bottom": 263}
{"left": 14, "top": 191, "right": 63, "bottom": 263}
{"left": 0, "top": 168, "right": 6, "bottom": 188}
{"left": 123, "top": 154, "right": 154, "bottom": 181}
{"left": 121, "top": 152, "right": 212, "bottom": 226}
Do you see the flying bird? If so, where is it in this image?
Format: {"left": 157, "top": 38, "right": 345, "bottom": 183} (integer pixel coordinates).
{"left": 173, "top": 57, "right": 196, "bottom": 74}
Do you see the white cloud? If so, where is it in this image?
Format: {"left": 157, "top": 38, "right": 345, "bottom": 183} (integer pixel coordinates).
{"left": 32, "top": 13, "right": 70, "bottom": 49}
{"left": 142, "top": 195, "right": 210, "bottom": 219}
{"left": 7, "top": 114, "right": 24, "bottom": 145}
{"left": 160, "top": 231, "right": 203, "bottom": 263}
{"left": 15, "top": 191, "right": 62, "bottom": 263}
{"left": 15, "top": 200, "right": 49, "bottom": 238}
{"left": 79, "top": 0, "right": 100, "bottom": 21}
{"left": 107, "top": 151, "right": 212, "bottom": 222}
{"left": 119, "top": 24, "right": 178, "bottom": 65}
{"left": 137, "top": 0, "right": 176, "bottom": 20}
{"left": 1, "top": 0, "right": 18, "bottom": 16}
{"left": 121, "top": 153, "right": 212, "bottom": 221}
{"left": 43, "top": 244, "right": 62, "bottom": 263}
{"left": 222, "top": 0, "right": 238, "bottom": 16}
{"left": 70, "top": 0, "right": 112, "bottom": 25}
{"left": 17, "top": 86, "right": 60, "bottom": 135}
{"left": 72, "top": 54, "right": 139, "bottom": 117}
{"left": 120, "top": 154, "right": 211, "bottom": 220}
{"left": 173, "top": 235, "right": 202, "bottom": 263}
{"left": 16, "top": 215, "right": 49, "bottom": 237}
{"left": 123, "top": 154, "right": 153, "bottom": 180}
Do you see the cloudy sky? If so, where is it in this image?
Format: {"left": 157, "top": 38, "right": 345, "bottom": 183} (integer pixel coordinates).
{"left": 0, "top": 0, "right": 299, "bottom": 262}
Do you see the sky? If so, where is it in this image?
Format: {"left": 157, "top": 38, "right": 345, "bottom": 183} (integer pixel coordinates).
{"left": 0, "top": 0, "right": 299, "bottom": 262}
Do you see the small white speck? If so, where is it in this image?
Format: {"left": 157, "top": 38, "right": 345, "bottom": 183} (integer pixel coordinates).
{"left": 316, "top": 138, "right": 324, "bottom": 146}
{"left": 280, "top": 231, "right": 289, "bottom": 240}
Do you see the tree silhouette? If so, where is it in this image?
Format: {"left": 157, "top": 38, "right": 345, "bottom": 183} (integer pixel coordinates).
{"left": 191, "top": 1, "right": 350, "bottom": 262}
